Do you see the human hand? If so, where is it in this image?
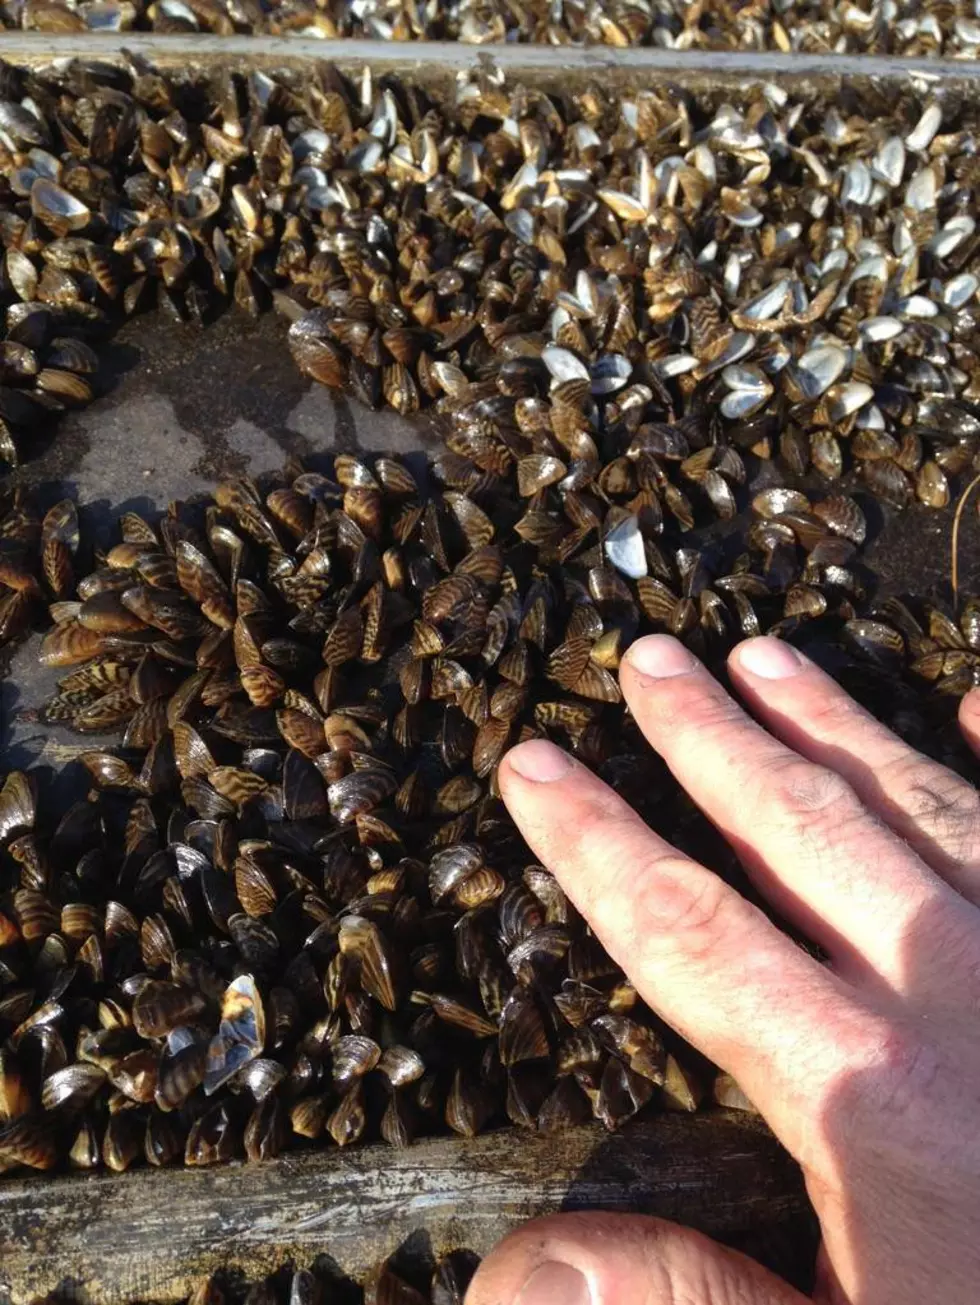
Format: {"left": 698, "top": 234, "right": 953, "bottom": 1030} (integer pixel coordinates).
{"left": 465, "top": 634, "right": 980, "bottom": 1305}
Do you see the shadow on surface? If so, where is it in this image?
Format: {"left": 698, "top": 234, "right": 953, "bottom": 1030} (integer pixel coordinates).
{"left": 561, "top": 1111, "right": 815, "bottom": 1288}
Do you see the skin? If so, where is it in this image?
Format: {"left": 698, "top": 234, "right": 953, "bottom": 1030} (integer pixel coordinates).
{"left": 465, "top": 634, "right": 980, "bottom": 1305}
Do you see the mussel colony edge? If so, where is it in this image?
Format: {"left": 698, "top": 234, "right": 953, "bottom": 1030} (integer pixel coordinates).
{"left": 1, "top": 57, "right": 980, "bottom": 1175}
{"left": 2, "top": 0, "right": 980, "bottom": 57}
{"left": 37, "top": 1251, "right": 481, "bottom": 1305}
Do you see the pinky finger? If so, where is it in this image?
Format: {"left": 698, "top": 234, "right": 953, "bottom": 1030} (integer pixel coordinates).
{"left": 958, "top": 688, "right": 980, "bottom": 759}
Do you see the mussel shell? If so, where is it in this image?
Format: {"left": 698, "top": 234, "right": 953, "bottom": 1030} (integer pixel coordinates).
{"left": 41, "top": 1063, "right": 106, "bottom": 1112}
{"left": 843, "top": 618, "right": 905, "bottom": 665}
{"left": 133, "top": 981, "right": 207, "bottom": 1039}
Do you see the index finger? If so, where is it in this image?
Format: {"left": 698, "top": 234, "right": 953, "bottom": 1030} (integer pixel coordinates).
{"left": 499, "top": 738, "right": 870, "bottom": 1156}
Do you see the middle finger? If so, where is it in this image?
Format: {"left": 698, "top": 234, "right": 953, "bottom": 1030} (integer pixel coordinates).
{"left": 620, "top": 635, "right": 977, "bottom": 994}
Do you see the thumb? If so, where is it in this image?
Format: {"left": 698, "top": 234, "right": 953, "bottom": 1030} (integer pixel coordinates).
{"left": 464, "top": 1212, "right": 810, "bottom": 1305}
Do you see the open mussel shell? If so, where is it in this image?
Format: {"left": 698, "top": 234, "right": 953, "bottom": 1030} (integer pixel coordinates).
{"left": 204, "top": 975, "right": 265, "bottom": 1095}
{"left": 30, "top": 179, "right": 90, "bottom": 235}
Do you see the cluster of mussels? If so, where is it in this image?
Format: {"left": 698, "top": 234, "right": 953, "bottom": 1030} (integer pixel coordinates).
{"left": 190, "top": 1253, "right": 479, "bottom": 1305}
{"left": 1, "top": 442, "right": 751, "bottom": 1177}
{"left": 3, "top": 59, "right": 980, "bottom": 1176}
{"left": 0, "top": 62, "right": 979, "bottom": 639}
{"left": 0, "top": 436, "right": 964, "bottom": 1178}
{"left": 0, "top": 488, "right": 80, "bottom": 647}
{"left": 2, "top": 60, "right": 980, "bottom": 501}
{"left": 5, "top": 0, "right": 980, "bottom": 56}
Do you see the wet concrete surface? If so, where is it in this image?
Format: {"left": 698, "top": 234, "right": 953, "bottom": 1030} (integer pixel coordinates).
{"left": 10, "top": 309, "right": 441, "bottom": 531}
{"left": 1, "top": 305, "right": 977, "bottom": 789}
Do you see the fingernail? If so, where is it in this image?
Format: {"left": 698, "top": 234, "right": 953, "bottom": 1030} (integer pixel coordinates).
{"left": 736, "top": 636, "right": 806, "bottom": 680}
{"left": 506, "top": 739, "right": 574, "bottom": 782}
{"left": 626, "top": 634, "right": 699, "bottom": 679}
{"left": 516, "top": 1263, "right": 591, "bottom": 1305}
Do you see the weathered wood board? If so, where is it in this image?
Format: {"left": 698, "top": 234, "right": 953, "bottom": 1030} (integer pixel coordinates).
{"left": 0, "top": 1113, "right": 805, "bottom": 1304}
{"left": 4, "top": 30, "right": 980, "bottom": 93}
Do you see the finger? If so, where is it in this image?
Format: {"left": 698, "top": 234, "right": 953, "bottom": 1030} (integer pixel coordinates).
{"left": 498, "top": 739, "right": 868, "bottom": 1151}
{"left": 465, "top": 1212, "right": 809, "bottom": 1305}
{"left": 729, "top": 636, "right": 980, "bottom": 908}
{"left": 958, "top": 688, "right": 980, "bottom": 764}
{"left": 619, "top": 635, "right": 976, "bottom": 994}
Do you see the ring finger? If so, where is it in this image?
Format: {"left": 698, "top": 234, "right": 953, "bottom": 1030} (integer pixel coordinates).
{"left": 620, "top": 635, "right": 980, "bottom": 999}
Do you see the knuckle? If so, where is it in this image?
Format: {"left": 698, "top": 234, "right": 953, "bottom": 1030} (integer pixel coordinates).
{"left": 783, "top": 762, "right": 854, "bottom": 815}
{"left": 756, "top": 756, "right": 864, "bottom": 853}
{"left": 830, "top": 1015, "right": 941, "bottom": 1130}
{"left": 573, "top": 805, "right": 661, "bottom": 915}
{"left": 630, "top": 857, "right": 731, "bottom": 963}
{"left": 654, "top": 681, "right": 742, "bottom": 745}
{"left": 804, "top": 684, "right": 871, "bottom": 738}
{"left": 576, "top": 803, "right": 638, "bottom": 869}
{"left": 891, "top": 759, "right": 980, "bottom": 857}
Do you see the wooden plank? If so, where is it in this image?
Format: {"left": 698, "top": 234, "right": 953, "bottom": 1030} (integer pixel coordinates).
{"left": 0, "top": 1113, "right": 804, "bottom": 1305}
{"left": 1, "top": 32, "right": 980, "bottom": 95}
